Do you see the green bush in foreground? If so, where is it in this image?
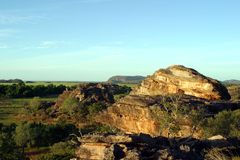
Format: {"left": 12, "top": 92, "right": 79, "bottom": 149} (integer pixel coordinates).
{"left": 200, "top": 109, "right": 240, "bottom": 139}
{"left": 36, "top": 141, "right": 75, "bottom": 160}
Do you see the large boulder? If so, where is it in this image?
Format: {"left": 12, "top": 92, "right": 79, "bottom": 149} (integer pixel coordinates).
{"left": 131, "top": 65, "right": 231, "bottom": 100}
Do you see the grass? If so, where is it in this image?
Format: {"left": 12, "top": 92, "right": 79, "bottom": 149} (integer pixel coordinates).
{"left": 24, "top": 147, "right": 50, "bottom": 160}
{"left": 0, "top": 96, "right": 58, "bottom": 125}
{"left": 116, "top": 83, "right": 138, "bottom": 89}
{"left": 0, "top": 99, "right": 26, "bottom": 124}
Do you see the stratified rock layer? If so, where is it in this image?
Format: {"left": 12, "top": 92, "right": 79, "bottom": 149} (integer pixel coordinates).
{"left": 94, "top": 94, "right": 240, "bottom": 136}
{"left": 131, "top": 65, "right": 231, "bottom": 100}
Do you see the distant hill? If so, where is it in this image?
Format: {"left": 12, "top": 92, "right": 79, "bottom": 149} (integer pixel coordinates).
{"left": 222, "top": 79, "right": 240, "bottom": 84}
{"left": 107, "top": 76, "right": 146, "bottom": 84}
{"left": 0, "top": 79, "right": 23, "bottom": 83}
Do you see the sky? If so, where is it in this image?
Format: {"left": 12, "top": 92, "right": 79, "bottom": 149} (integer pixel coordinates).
{"left": 0, "top": 0, "right": 239, "bottom": 81}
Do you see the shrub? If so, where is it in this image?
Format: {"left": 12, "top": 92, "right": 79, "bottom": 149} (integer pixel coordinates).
{"left": 201, "top": 109, "right": 240, "bottom": 139}
{"left": 95, "top": 124, "right": 120, "bottom": 133}
{"left": 87, "top": 103, "right": 107, "bottom": 122}
{"left": 36, "top": 141, "right": 75, "bottom": 160}
{"left": 29, "top": 97, "right": 45, "bottom": 113}
{"left": 152, "top": 95, "right": 204, "bottom": 149}
{"left": 0, "top": 133, "right": 29, "bottom": 160}
{"left": 62, "top": 97, "right": 86, "bottom": 119}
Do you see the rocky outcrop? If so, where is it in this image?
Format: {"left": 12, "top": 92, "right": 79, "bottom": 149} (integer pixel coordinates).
{"left": 94, "top": 94, "right": 240, "bottom": 137}
{"left": 94, "top": 66, "right": 237, "bottom": 137}
{"left": 54, "top": 83, "right": 119, "bottom": 107}
{"left": 131, "top": 65, "right": 231, "bottom": 100}
{"left": 75, "top": 133, "right": 204, "bottom": 160}
{"left": 75, "top": 133, "right": 239, "bottom": 160}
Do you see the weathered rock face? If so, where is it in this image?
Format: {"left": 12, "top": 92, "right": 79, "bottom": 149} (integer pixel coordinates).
{"left": 94, "top": 94, "right": 240, "bottom": 136}
{"left": 75, "top": 133, "right": 230, "bottom": 160}
{"left": 131, "top": 65, "right": 231, "bottom": 100}
{"left": 75, "top": 133, "right": 204, "bottom": 160}
{"left": 55, "top": 83, "right": 119, "bottom": 107}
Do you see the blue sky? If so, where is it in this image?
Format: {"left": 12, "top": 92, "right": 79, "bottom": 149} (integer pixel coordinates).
{"left": 0, "top": 0, "right": 239, "bottom": 81}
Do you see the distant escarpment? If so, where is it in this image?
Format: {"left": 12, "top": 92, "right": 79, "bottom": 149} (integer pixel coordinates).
{"left": 223, "top": 79, "right": 240, "bottom": 84}
{"left": 131, "top": 65, "right": 231, "bottom": 100}
{"left": 107, "top": 76, "right": 146, "bottom": 84}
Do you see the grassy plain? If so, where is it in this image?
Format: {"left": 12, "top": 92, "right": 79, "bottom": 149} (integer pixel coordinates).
{"left": 0, "top": 82, "right": 137, "bottom": 125}
{"left": 0, "top": 96, "right": 58, "bottom": 125}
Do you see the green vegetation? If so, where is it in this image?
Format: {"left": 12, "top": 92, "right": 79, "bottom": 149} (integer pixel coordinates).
{"left": 152, "top": 95, "right": 204, "bottom": 149}
{"left": 116, "top": 83, "right": 137, "bottom": 89}
{"left": 0, "top": 81, "right": 81, "bottom": 87}
{"left": 234, "top": 87, "right": 240, "bottom": 99}
{"left": 0, "top": 131, "right": 29, "bottom": 160}
{"left": 201, "top": 109, "right": 240, "bottom": 139}
{"left": 61, "top": 97, "right": 87, "bottom": 123}
{"left": 0, "top": 122, "right": 78, "bottom": 160}
{"left": 114, "top": 85, "right": 132, "bottom": 101}
{"left": 0, "top": 82, "right": 67, "bottom": 98}
{"left": 36, "top": 141, "right": 75, "bottom": 160}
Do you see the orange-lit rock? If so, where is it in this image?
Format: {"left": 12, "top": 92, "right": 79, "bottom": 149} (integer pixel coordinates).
{"left": 131, "top": 65, "right": 231, "bottom": 100}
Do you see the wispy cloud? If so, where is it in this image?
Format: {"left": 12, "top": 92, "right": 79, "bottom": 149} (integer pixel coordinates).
{"left": 0, "top": 44, "right": 9, "bottom": 49}
{"left": 23, "top": 40, "right": 72, "bottom": 50}
{"left": 114, "top": 41, "right": 124, "bottom": 44}
{"left": 0, "top": 29, "right": 19, "bottom": 37}
{"left": 0, "top": 13, "right": 45, "bottom": 24}
{"left": 90, "top": 46, "right": 111, "bottom": 49}
{"left": 42, "top": 41, "right": 57, "bottom": 45}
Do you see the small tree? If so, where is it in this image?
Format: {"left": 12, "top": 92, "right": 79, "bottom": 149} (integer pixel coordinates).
{"left": 87, "top": 103, "right": 107, "bottom": 122}
{"left": 14, "top": 122, "right": 38, "bottom": 153}
{"left": 62, "top": 97, "right": 86, "bottom": 137}
{"left": 153, "top": 95, "right": 204, "bottom": 149}
{"left": 29, "top": 97, "right": 44, "bottom": 114}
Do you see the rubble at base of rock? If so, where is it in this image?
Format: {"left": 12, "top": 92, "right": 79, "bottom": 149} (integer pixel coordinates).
{"left": 73, "top": 133, "right": 238, "bottom": 160}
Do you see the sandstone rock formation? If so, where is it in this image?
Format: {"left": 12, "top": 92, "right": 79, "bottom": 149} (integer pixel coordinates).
{"left": 75, "top": 133, "right": 204, "bottom": 160}
{"left": 131, "top": 65, "right": 231, "bottom": 100}
{"left": 54, "top": 83, "right": 119, "bottom": 107}
{"left": 94, "top": 94, "right": 240, "bottom": 137}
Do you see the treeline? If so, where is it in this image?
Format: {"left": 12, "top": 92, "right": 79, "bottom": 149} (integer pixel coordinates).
{"left": 0, "top": 122, "right": 78, "bottom": 160}
{"left": 0, "top": 81, "right": 67, "bottom": 98}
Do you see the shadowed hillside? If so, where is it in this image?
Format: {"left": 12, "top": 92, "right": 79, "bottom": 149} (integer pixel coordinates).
{"left": 107, "top": 76, "right": 146, "bottom": 84}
